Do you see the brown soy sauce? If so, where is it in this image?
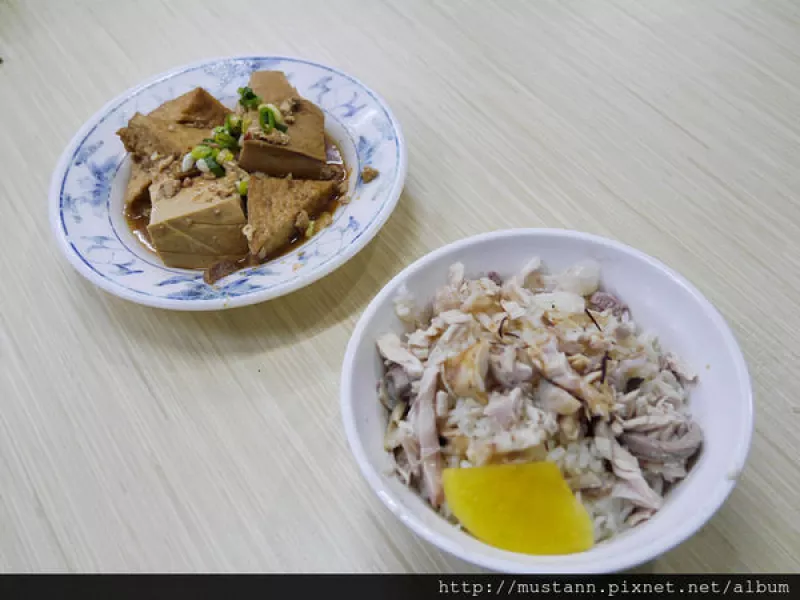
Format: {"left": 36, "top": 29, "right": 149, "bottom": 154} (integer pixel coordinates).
{"left": 124, "top": 194, "right": 155, "bottom": 252}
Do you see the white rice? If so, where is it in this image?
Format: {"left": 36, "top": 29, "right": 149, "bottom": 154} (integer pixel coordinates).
{"left": 377, "top": 258, "right": 702, "bottom": 543}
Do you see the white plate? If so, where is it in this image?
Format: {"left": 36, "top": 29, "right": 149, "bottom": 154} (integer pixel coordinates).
{"left": 49, "top": 56, "right": 407, "bottom": 310}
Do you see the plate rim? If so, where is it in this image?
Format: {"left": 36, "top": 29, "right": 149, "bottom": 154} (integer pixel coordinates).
{"left": 48, "top": 54, "right": 408, "bottom": 311}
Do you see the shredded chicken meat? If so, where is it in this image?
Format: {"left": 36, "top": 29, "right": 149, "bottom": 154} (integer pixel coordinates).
{"left": 377, "top": 258, "right": 703, "bottom": 541}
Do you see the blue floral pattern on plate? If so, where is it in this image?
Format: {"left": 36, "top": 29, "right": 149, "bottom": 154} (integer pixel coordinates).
{"left": 50, "top": 56, "right": 406, "bottom": 310}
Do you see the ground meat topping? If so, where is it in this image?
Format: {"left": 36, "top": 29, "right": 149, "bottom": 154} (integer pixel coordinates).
{"left": 361, "top": 166, "right": 379, "bottom": 183}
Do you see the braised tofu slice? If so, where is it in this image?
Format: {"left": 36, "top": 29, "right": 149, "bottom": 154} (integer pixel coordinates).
{"left": 249, "top": 71, "right": 299, "bottom": 105}
{"left": 124, "top": 161, "right": 153, "bottom": 206}
{"left": 147, "top": 178, "right": 248, "bottom": 269}
{"left": 238, "top": 71, "right": 329, "bottom": 178}
{"left": 246, "top": 174, "right": 337, "bottom": 259}
{"left": 148, "top": 87, "right": 229, "bottom": 128}
{"left": 117, "top": 87, "right": 229, "bottom": 160}
{"left": 118, "top": 113, "right": 209, "bottom": 159}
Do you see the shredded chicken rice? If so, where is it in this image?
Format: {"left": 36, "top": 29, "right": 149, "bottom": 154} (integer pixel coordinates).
{"left": 377, "top": 258, "right": 703, "bottom": 542}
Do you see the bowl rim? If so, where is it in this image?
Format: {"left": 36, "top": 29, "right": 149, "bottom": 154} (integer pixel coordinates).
{"left": 340, "top": 228, "right": 754, "bottom": 573}
{"left": 48, "top": 54, "right": 408, "bottom": 311}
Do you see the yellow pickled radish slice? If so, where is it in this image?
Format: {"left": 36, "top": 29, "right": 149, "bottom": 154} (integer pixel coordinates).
{"left": 442, "top": 461, "right": 594, "bottom": 555}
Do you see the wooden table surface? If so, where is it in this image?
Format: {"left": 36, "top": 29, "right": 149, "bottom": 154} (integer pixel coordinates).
{"left": 1, "top": 0, "right": 798, "bottom": 573}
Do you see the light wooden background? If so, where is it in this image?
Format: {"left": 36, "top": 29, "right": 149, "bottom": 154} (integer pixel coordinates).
{"left": 1, "top": 0, "right": 798, "bottom": 573}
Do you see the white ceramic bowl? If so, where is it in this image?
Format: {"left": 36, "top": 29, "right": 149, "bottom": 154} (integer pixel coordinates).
{"left": 340, "top": 228, "right": 753, "bottom": 573}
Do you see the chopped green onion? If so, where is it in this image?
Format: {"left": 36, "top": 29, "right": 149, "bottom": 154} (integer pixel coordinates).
{"left": 213, "top": 130, "right": 239, "bottom": 150}
{"left": 237, "top": 86, "right": 262, "bottom": 110}
{"left": 181, "top": 153, "right": 195, "bottom": 172}
{"left": 258, "top": 103, "right": 288, "bottom": 133}
{"left": 258, "top": 104, "right": 275, "bottom": 133}
{"left": 195, "top": 158, "right": 209, "bottom": 173}
{"left": 263, "top": 104, "right": 288, "bottom": 132}
{"left": 204, "top": 156, "right": 225, "bottom": 177}
{"left": 191, "top": 145, "right": 212, "bottom": 159}
{"left": 242, "top": 117, "right": 252, "bottom": 132}
{"left": 217, "top": 148, "right": 234, "bottom": 163}
{"left": 211, "top": 147, "right": 220, "bottom": 160}
{"left": 265, "top": 103, "right": 285, "bottom": 126}
{"left": 211, "top": 126, "right": 226, "bottom": 137}
{"left": 225, "top": 114, "right": 243, "bottom": 137}
{"left": 236, "top": 180, "right": 248, "bottom": 196}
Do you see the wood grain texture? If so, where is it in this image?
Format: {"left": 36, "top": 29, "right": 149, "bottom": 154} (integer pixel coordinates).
{"left": 1, "top": 0, "right": 799, "bottom": 573}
